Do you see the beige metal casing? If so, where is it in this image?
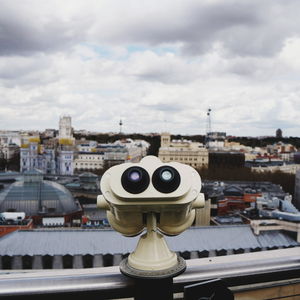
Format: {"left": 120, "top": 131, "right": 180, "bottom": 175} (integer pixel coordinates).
{"left": 97, "top": 156, "right": 205, "bottom": 236}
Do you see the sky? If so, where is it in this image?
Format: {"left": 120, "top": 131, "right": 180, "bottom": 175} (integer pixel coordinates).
{"left": 0, "top": 0, "right": 300, "bottom": 137}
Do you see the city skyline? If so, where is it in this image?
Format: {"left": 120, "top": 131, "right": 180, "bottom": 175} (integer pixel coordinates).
{"left": 1, "top": 0, "right": 300, "bottom": 136}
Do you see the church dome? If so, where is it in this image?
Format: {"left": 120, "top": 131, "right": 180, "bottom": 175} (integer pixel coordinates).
{"left": 0, "top": 170, "right": 81, "bottom": 216}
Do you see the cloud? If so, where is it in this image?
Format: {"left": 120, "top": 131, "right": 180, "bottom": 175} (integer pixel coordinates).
{"left": 0, "top": 0, "right": 300, "bottom": 137}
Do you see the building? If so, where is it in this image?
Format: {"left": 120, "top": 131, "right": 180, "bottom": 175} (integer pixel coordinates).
{"left": 74, "top": 139, "right": 148, "bottom": 172}
{"left": 57, "top": 149, "right": 74, "bottom": 175}
{"left": 0, "top": 131, "right": 22, "bottom": 147}
{"left": 58, "top": 115, "right": 74, "bottom": 142}
{"left": 276, "top": 128, "right": 283, "bottom": 138}
{"left": 266, "top": 141, "right": 296, "bottom": 161}
{"left": 202, "top": 180, "right": 288, "bottom": 216}
{"left": 294, "top": 169, "right": 300, "bottom": 210}
{"left": 209, "top": 151, "right": 245, "bottom": 168}
{"left": 0, "top": 170, "right": 82, "bottom": 226}
{"left": 206, "top": 132, "right": 226, "bottom": 149}
{"left": 0, "top": 143, "right": 19, "bottom": 160}
{"left": 20, "top": 139, "right": 56, "bottom": 174}
{"left": 76, "top": 141, "right": 98, "bottom": 152}
{"left": 158, "top": 133, "right": 209, "bottom": 168}
{"left": 74, "top": 151, "right": 105, "bottom": 171}
{"left": 20, "top": 117, "right": 76, "bottom": 175}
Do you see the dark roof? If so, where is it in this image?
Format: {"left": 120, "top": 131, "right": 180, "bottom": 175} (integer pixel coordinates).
{"left": 78, "top": 151, "right": 104, "bottom": 155}
{"left": 79, "top": 172, "right": 98, "bottom": 178}
{"left": 0, "top": 225, "right": 298, "bottom": 256}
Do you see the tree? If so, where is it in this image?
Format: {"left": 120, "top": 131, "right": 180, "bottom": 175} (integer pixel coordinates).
{"left": 7, "top": 152, "right": 20, "bottom": 171}
{"left": 0, "top": 158, "right": 7, "bottom": 171}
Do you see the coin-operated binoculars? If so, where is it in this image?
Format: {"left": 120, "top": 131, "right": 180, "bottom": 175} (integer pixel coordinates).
{"left": 97, "top": 156, "right": 205, "bottom": 299}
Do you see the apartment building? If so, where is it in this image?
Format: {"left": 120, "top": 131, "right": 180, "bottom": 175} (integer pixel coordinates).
{"left": 158, "top": 132, "right": 209, "bottom": 168}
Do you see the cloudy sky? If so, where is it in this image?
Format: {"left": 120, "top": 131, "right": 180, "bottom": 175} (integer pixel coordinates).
{"left": 0, "top": 0, "right": 300, "bottom": 137}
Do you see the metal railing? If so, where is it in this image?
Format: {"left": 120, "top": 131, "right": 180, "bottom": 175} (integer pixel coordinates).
{"left": 0, "top": 247, "right": 299, "bottom": 298}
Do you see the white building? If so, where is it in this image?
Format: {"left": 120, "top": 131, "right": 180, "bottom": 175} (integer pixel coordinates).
{"left": 113, "top": 138, "right": 149, "bottom": 162}
{"left": 59, "top": 116, "right": 73, "bottom": 139}
{"left": 0, "top": 131, "right": 22, "bottom": 147}
{"left": 57, "top": 150, "right": 74, "bottom": 175}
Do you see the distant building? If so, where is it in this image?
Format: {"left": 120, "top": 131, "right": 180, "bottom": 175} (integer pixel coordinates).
{"left": 59, "top": 115, "right": 73, "bottom": 140}
{"left": 74, "top": 139, "right": 149, "bottom": 172}
{"left": 158, "top": 132, "right": 209, "bottom": 168}
{"left": 0, "top": 143, "right": 19, "bottom": 160}
{"left": 57, "top": 150, "right": 74, "bottom": 175}
{"left": 209, "top": 151, "right": 245, "bottom": 168}
{"left": 202, "top": 180, "right": 287, "bottom": 216}
{"left": 76, "top": 141, "right": 98, "bottom": 152}
{"left": 74, "top": 151, "right": 105, "bottom": 171}
{"left": 0, "top": 131, "right": 22, "bottom": 147}
{"left": 206, "top": 132, "right": 226, "bottom": 149}
{"left": 276, "top": 128, "right": 283, "bottom": 138}
{"left": 0, "top": 170, "right": 82, "bottom": 226}
{"left": 20, "top": 139, "right": 56, "bottom": 174}
{"left": 294, "top": 169, "right": 300, "bottom": 210}
{"left": 20, "top": 117, "right": 76, "bottom": 175}
{"left": 43, "top": 129, "right": 56, "bottom": 138}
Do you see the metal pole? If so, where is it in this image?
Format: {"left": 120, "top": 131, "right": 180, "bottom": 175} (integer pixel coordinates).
{"left": 129, "top": 213, "right": 176, "bottom": 300}
{"left": 134, "top": 277, "right": 173, "bottom": 300}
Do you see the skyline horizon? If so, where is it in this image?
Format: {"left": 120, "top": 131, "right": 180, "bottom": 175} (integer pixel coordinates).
{"left": 1, "top": 125, "right": 297, "bottom": 139}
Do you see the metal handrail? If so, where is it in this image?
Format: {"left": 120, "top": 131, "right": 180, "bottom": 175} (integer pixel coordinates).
{"left": 0, "top": 248, "right": 299, "bottom": 298}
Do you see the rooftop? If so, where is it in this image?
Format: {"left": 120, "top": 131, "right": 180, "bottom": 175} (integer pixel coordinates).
{"left": 0, "top": 225, "right": 298, "bottom": 270}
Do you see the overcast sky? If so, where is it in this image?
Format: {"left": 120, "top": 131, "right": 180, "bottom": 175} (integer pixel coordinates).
{"left": 0, "top": 0, "right": 300, "bottom": 137}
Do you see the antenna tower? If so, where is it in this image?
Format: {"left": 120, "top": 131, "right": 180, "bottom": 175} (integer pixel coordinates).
{"left": 119, "top": 119, "right": 123, "bottom": 134}
{"left": 206, "top": 108, "right": 212, "bottom": 134}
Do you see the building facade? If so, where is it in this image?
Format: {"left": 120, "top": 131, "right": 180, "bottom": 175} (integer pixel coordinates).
{"left": 158, "top": 133, "right": 209, "bottom": 168}
{"left": 74, "top": 152, "right": 105, "bottom": 171}
{"left": 20, "top": 140, "right": 57, "bottom": 174}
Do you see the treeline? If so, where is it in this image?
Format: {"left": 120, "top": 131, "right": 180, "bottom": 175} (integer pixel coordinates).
{"left": 0, "top": 153, "right": 20, "bottom": 171}
{"left": 167, "top": 134, "right": 300, "bottom": 149}
{"left": 227, "top": 136, "right": 300, "bottom": 148}
{"left": 197, "top": 166, "right": 295, "bottom": 196}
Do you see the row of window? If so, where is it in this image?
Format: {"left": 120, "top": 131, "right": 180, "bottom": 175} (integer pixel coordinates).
{"left": 161, "top": 157, "right": 207, "bottom": 162}
{"left": 75, "top": 162, "right": 102, "bottom": 167}
{"left": 78, "top": 156, "right": 104, "bottom": 160}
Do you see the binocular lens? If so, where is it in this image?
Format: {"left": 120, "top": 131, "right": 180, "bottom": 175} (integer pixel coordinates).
{"left": 152, "top": 166, "right": 180, "bottom": 193}
{"left": 121, "top": 167, "right": 150, "bottom": 194}
{"left": 161, "top": 170, "right": 173, "bottom": 181}
{"left": 129, "top": 170, "right": 141, "bottom": 182}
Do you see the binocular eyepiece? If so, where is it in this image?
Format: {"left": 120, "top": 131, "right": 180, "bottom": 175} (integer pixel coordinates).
{"left": 121, "top": 165, "right": 181, "bottom": 194}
